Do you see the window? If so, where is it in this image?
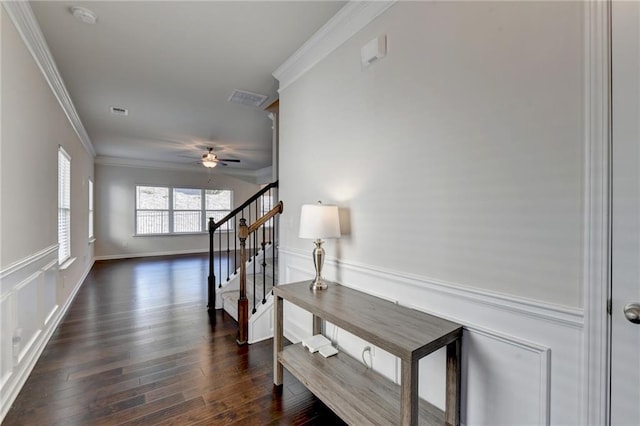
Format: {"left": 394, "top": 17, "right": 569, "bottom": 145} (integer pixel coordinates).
{"left": 135, "top": 186, "right": 232, "bottom": 235}
{"left": 88, "top": 178, "right": 94, "bottom": 240}
{"left": 136, "top": 186, "right": 169, "bottom": 234}
{"left": 206, "top": 190, "right": 232, "bottom": 231}
{"left": 58, "top": 147, "right": 71, "bottom": 264}
{"left": 173, "top": 188, "right": 202, "bottom": 233}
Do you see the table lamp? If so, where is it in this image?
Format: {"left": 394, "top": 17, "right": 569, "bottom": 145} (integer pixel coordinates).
{"left": 299, "top": 201, "right": 341, "bottom": 290}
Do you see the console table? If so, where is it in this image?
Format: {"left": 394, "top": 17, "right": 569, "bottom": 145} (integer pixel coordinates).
{"left": 273, "top": 281, "right": 462, "bottom": 426}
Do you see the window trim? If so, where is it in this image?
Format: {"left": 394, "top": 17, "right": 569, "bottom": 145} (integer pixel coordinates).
{"left": 88, "top": 178, "right": 94, "bottom": 241}
{"left": 134, "top": 185, "right": 233, "bottom": 236}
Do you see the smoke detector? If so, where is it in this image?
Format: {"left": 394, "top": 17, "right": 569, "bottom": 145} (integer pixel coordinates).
{"left": 70, "top": 6, "right": 98, "bottom": 25}
{"left": 228, "top": 89, "right": 268, "bottom": 108}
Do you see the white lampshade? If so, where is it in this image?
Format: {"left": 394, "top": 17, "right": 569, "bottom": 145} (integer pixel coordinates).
{"left": 299, "top": 203, "right": 341, "bottom": 239}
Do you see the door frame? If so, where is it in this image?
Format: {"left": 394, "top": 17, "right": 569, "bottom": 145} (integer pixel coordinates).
{"left": 583, "top": 0, "right": 612, "bottom": 425}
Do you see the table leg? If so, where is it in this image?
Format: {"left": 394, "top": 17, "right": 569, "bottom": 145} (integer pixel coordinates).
{"left": 400, "top": 358, "right": 418, "bottom": 426}
{"left": 273, "top": 295, "right": 283, "bottom": 386}
{"left": 446, "top": 338, "right": 461, "bottom": 426}
{"left": 312, "top": 314, "right": 323, "bottom": 335}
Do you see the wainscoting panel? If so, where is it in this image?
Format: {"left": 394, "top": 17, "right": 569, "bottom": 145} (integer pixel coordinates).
{"left": 280, "top": 247, "right": 582, "bottom": 426}
{"left": 462, "top": 326, "right": 550, "bottom": 425}
{"left": 0, "top": 245, "right": 92, "bottom": 421}
{"left": 42, "top": 260, "right": 58, "bottom": 325}
{"left": 0, "top": 292, "right": 13, "bottom": 390}
{"left": 15, "top": 271, "right": 43, "bottom": 364}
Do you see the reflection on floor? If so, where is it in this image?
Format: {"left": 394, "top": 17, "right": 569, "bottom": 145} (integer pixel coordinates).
{"left": 3, "top": 254, "right": 345, "bottom": 425}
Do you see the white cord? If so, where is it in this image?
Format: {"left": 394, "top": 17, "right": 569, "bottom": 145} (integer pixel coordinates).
{"left": 362, "top": 346, "right": 372, "bottom": 369}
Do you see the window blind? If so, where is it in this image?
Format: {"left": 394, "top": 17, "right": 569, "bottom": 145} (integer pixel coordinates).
{"left": 58, "top": 147, "right": 71, "bottom": 264}
{"left": 88, "top": 178, "right": 94, "bottom": 239}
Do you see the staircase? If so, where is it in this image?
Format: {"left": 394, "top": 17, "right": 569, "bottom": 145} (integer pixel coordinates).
{"left": 220, "top": 256, "right": 277, "bottom": 320}
{"left": 206, "top": 181, "right": 283, "bottom": 345}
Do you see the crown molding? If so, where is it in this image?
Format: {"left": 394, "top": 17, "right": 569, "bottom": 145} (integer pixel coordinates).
{"left": 2, "top": 1, "right": 96, "bottom": 157}
{"left": 273, "top": 0, "right": 397, "bottom": 91}
{"left": 95, "top": 155, "right": 261, "bottom": 179}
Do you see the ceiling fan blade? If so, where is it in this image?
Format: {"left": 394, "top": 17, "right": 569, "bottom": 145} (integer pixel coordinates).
{"left": 217, "top": 158, "right": 240, "bottom": 163}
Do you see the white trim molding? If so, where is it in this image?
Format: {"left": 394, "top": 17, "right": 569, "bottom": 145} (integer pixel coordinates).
{"left": 0, "top": 246, "right": 93, "bottom": 422}
{"left": 582, "top": 1, "right": 612, "bottom": 425}
{"left": 279, "top": 247, "right": 584, "bottom": 425}
{"left": 273, "top": 1, "right": 397, "bottom": 91}
{"left": 280, "top": 247, "right": 583, "bottom": 328}
{"left": 0, "top": 244, "right": 57, "bottom": 282}
{"left": 94, "top": 248, "right": 209, "bottom": 262}
{"left": 2, "top": 1, "right": 95, "bottom": 158}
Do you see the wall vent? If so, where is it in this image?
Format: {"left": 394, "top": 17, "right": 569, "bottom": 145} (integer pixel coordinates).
{"left": 228, "top": 89, "right": 268, "bottom": 108}
{"left": 110, "top": 106, "right": 128, "bottom": 116}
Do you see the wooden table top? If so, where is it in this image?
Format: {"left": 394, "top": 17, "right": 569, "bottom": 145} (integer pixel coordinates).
{"left": 274, "top": 281, "right": 462, "bottom": 360}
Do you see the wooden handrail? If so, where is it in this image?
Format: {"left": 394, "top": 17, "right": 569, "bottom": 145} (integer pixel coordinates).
{"left": 211, "top": 181, "right": 278, "bottom": 231}
{"left": 207, "top": 181, "right": 278, "bottom": 310}
{"left": 248, "top": 202, "right": 284, "bottom": 234}
{"left": 236, "top": 201, "right": 284, "bottom": 345}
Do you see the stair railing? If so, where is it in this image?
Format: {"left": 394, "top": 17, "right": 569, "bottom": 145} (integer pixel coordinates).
{"left": 237, "top": 201, "right": 284, "bottom": 345}
{"left": 207, "top": 181, "right": 278, "bottom": 310}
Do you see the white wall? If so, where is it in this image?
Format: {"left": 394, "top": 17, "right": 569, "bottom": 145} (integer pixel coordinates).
{"left": 94, "top": 163, "right": 260, "bottom": 259}
{"left": 277, "top": 2, "right": 587, "bottom": 425}
{"left": 1, "top": 6, "right": 94, "bottom": 420}
{"left": 280, "top": 1, "right": 584, "bottom": 308}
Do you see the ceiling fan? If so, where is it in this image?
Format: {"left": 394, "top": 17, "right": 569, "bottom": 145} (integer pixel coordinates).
{"left": 200, "top": 147, "right": 240, "bottom": 168}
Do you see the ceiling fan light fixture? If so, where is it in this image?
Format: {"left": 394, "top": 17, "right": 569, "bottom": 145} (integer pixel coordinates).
{"left": 202, "top": 148, "right": 218, "bottom": 167}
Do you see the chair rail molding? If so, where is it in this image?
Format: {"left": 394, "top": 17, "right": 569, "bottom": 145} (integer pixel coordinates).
{"left": 2, "top": 1, "right": 95, "bottom": 158}
{"left": 0, "top": 244, "right": 57, "bottom": 284}
{"left": 273, "top": 1, "right": 397, "bottom": 91}
{"left": 0, "top": 247, "right": 94, "bottom": 421}
{"left": 278, "top": 247, "right": 583, "bottom": 425}
{"left": 279, "top": 247, "right": 583, "bottom": 328}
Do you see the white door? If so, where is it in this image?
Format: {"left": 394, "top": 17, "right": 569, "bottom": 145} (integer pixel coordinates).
{"left": 611, "top": 1, "right": 640, "bottom": 424}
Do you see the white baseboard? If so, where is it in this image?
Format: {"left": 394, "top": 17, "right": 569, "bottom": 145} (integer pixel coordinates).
{"left": 0, "top": 250, "right": 94, "bottom": 422}
{"left": 94, "top": 248, "right": 208, "bottom": 261}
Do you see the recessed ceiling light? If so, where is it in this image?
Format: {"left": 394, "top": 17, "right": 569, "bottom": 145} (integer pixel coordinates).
{"left": 70, "top": 6, "right": 98, "bottom": 25}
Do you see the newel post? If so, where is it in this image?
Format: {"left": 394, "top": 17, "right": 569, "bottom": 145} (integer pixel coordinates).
{"left": 208, "top": 217, "right": 215, "bottom": 310}
{"left": 237, "top": 218, "right": 249, "bottom": 345}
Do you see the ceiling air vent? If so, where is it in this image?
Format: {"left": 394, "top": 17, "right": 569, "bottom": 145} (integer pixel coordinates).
{"left": 110, "top": 106, "right": 128, "bottom": 116}
{"left": 228, "top": 89, "right": 268, "bottom": 108}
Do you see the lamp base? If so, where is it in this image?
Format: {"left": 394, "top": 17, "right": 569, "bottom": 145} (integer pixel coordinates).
{"left": 309, "top": 239, "right": 329, "bottom": 291}
{"left": 310, "top": 278, "right": 328, "bottom": 291}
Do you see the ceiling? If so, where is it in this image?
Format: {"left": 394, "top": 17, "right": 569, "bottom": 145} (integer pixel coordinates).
{"left": 30, "top": 1, "right": 345, "bottom": 172}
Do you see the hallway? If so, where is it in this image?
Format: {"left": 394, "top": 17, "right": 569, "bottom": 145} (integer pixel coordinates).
{"left": 3, "top": 254, "right": 344, "bottom": 425}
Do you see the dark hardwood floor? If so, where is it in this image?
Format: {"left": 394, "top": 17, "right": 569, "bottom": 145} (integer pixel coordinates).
{"left": 3, "top": 254, "right": 345, "bottom": 425}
